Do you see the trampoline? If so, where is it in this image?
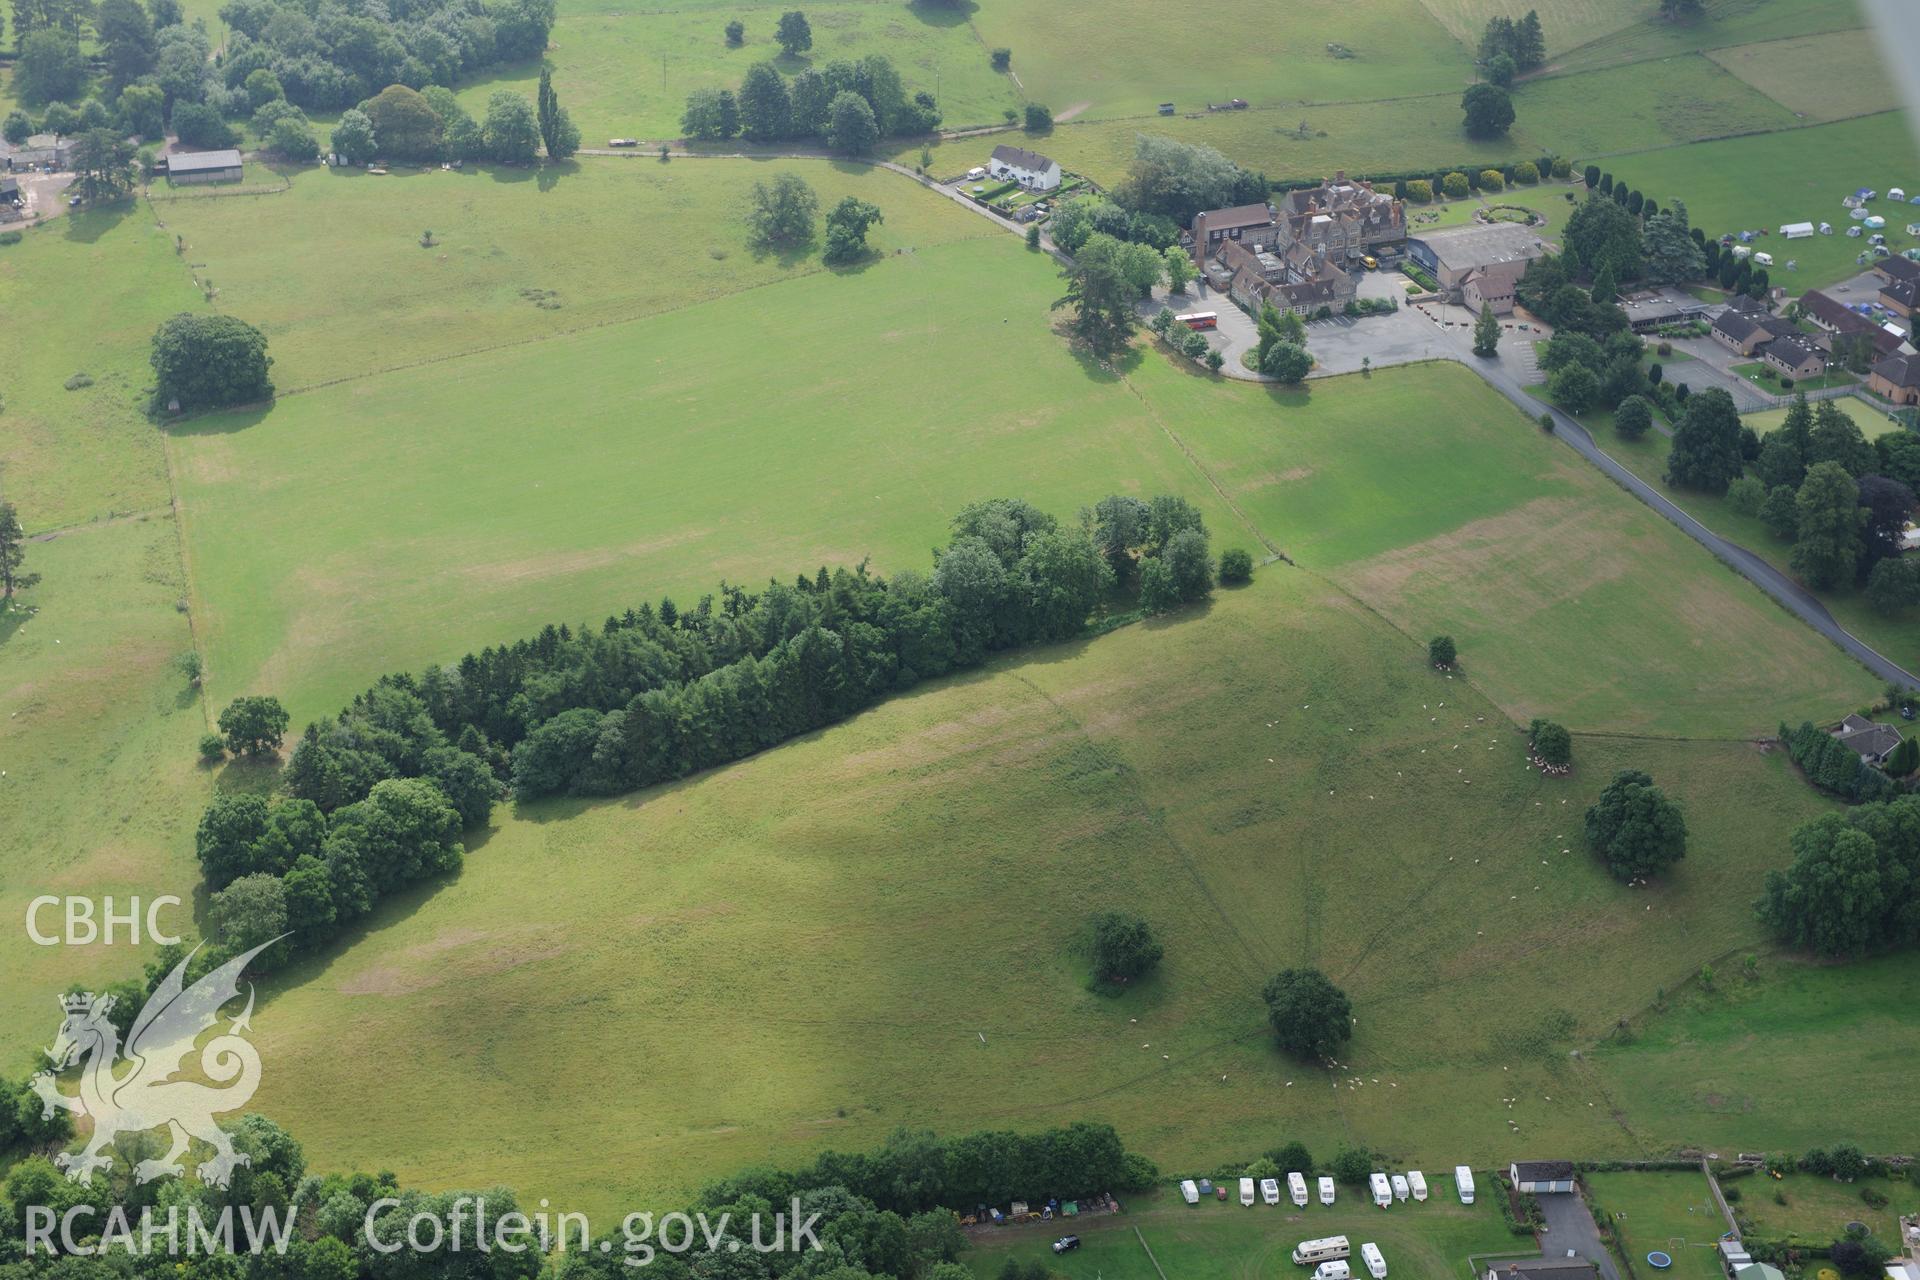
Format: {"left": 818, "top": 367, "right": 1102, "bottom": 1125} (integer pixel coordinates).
{"left": 1646, "top": 1253, "right": 1673, "bottom": 1270}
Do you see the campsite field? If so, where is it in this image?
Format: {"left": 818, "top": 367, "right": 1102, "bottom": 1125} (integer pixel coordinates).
{"left": 1603, "top": 112, "right": 1920, "bottom": 291}
{"left": 965, "top": 1188, "right": 1518, "bottom": 1280}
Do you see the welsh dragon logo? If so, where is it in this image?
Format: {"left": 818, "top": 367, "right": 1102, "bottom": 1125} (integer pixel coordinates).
{"left": 31, "top": 939, "right": 280, "bottom": 1188}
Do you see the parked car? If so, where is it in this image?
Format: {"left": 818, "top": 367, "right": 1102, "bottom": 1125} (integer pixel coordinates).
{"left": 1052, "top": 1237, "right": 1080, "bottom": 1255}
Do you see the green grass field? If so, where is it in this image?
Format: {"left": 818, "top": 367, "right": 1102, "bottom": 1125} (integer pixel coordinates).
{"left": 148, "top": 157, "right": 995, "bottom": 392}
{"left": 1604, "top": 113, "right": 1920, "bottom": 290}
{"left": 1744, "top": 398, "right": 1907, "bottom": 439}
{"left": 966, "top": 1187, "right": 1518, "bottom": 1280}
{"left": 935, "top": 53, "right": 1804, "bottom": 191}
{"left": 1575, "top": 415, "right": 1920, "bottom": 677}
{"left": 457, "top": 3, "right": 1019, "bottom": 145}
{"left": 1588, "top": 953, "right": 1920, "bottom": 1165}
{"left": 1581, "top": 1171, "right": 1726, "bottom": 1280}
{"left": 1704, "top": 28, "right": 1898, "bottom": 123}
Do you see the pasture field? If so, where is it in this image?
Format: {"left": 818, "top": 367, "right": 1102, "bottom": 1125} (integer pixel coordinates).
{"left": 1580, "top": 1171, "right": 1725, "bottom": 1280}
{"left": 964, "top": 0, "right": 1471, "bottom": 126}
{"left": 1588, "top": 953, "right": 1920, "bottom": 1167}
{"left": 929, "top": 54, "right": 1802, "bottom": 190}
{"left": 1744, "top": 398, "right": 1906, "bottom": 439}
{"left": 1546, "top": 0, "right": 1866, "bottom": 76}
{"left": 456, "top": 3, "right": 1018, "bottom": 145}
{"left": 240, "top": 564, "right": 1864, "bottom": 1218}
{"left": 149, "top": 157, "right": 994, "bottom": 392}
{"left": 1127, "top": 359, "right": 1880, "bottom": 735}
{"left": 1578, "top": 418, "right": 1920, "bottom": 679}
{"left": 1704, "top": 28, "right": 1899, "bottom": 123}
{"left": 966, "top": 1188, "right": 1516, "bottom": 1280}
{"left": 0, "top": 210, "right": 205, "bottom": 530}
{"left": 0, "top": 519, "right": 212, "bottom": 1076}
{"left": 1603, "top": 113, "right": 1920, "bottom": 291}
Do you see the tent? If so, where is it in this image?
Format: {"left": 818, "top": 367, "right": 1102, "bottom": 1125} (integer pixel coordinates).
{"left": 1781, "top": 222, "right": 1814, "bottom": 239}
{"left": 1865, "top": 215, "right": 1887, "bottom": 229}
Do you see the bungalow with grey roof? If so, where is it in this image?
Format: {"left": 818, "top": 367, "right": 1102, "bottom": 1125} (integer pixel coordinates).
{"left": 1833, "top": 714, "right": 1905, "bottom": 765}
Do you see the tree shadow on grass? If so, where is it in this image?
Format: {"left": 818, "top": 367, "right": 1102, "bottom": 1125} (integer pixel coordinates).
{"left": 904, "top": 0, "right": 977, "bottom": 27}
{"left": 163, "top": 402, "right": 275, "bottom": 437}
{"left": 61, "top": 201, "right": 137, "bottom": 244}
{"left": 0, "top": 603, "right": 32, "bottom": 650}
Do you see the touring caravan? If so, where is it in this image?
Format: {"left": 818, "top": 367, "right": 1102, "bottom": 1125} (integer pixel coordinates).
{"left": 1390, "top": 1174, "right": 1409, "bottom": 1202}
{"left": 1240, "top": 1177, "right": 1256, "bottom": 1207}
{"left": 1754, "top": 252, "right": 1774, "bottom": 266}
{"left": 1262, "top": 1177, "right": 1282, "bottom": 1206}
{"left": 1407, "top": 1171, "right": 1427, "bottom": 1202}
{"left": 1370, "top": 1173, "right": 1393, "bottom": 1207}
{"left": 1180, "top": 1179, "right": 1199, "bottom": 1205}
{"left": 1312, "top": 1264, "right": 1351, "bottom": 1280}
{"left": 1289, "top": 1172, "right": 1309, "bottom": 1206}
{"left": 1292, "top": 1236, "right": 1351, "bottom": 1266}
{"left": 1454, "top": 1167, "right": 1475, "bottom": 1204}
{"left": 1319, "top": 1177, "right": 1337, "bottom": 1206}
{"left": 1360, "top": 1243, "right": 1387, "bottom": 1279}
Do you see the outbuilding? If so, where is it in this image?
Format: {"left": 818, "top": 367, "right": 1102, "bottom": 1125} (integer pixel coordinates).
{"left": 1508, "top": 1161, "right": 1576, "bottom": 1194}
{"left": 166, "top": 149, "right": 245, "bottom": 185}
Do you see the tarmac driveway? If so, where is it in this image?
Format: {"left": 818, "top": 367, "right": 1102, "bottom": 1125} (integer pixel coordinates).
{"left": 1537, "top": 1191, "right": 1621, "bottom": 1280}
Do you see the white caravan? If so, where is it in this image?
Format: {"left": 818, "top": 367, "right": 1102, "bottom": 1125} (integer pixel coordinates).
{"left": 1408, "top": 1171, "right": 1428, "bottom": 1202}
{"left": 1360, "top": 1243, "right": 1387, "bottom": 1279}
{"left": 1292, "top": 1236, "right": 1351, "bottom": 1265}
{"left": 1180, "top": 1179, "right": 1199, "bottom": 1205}
{"left": 1289, "top": 1172, "right": 1309, "bottom": 1206}
{"left": 1370, "top": 1173, "right": 1392, "bottom": 1207}
{"left": 1313, "top": 1264, "right": 1352, "bottom": 1280}
{"left": 1262, "top": 1177, "right": 1282, "bottom": 1206}
{"left": 1454, "top": 1167, "right": 1475, "bottom": 1204}
{"left": 1319, "top": 1176, "right": 1336, "bottom": 1205}
{"left": 1240, "top": 1177, "right": 1256, "bottom": 1207}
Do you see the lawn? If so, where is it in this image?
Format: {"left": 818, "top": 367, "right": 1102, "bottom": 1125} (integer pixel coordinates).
{"left": 148, "top": 155, "right": 996, "bottom": 393}
{"left": 1735, "top": 1169, "right": 1920, "bottom": 1246}
{"left": 935, "top": 53, "right": 1803, "bottom": 191}
{"left": 1547, "top": 0, "right": 1865, "bottom": 76}
{"left": 1604, "top": 113, "right": 1920, "bottom": 291}
{"left": 1581, "top": 1171, "right": 1728, "bottom": 1280}
{"left": 1728, "top": 361, "right": 1856, "bottom": 392}
{"left": 965, "top": 1186, "right": 1519, "bottom": 1280}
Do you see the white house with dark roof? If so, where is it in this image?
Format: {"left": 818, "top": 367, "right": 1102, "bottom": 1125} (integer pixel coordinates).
{"left": 1833, "top": 714, "right": 1905, "bottom": 765}
{"left": 987, "top": 144, "right": 1060, "bottom": 191}
{"left": 1508, "top": 1161, "right": 1575, "bottom": 1194}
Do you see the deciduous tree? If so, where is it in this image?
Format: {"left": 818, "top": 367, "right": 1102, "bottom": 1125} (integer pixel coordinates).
{"left": 1792, "top": 462, "right": 1865, "bottom": 589}
{"left": 1262, "top": 968, "right": 1352, "bottom": 1058}
{"left": 774, "top": 9, "right": 810, "bottom": 55}
{"left": 1088, "top": 912, "right": 1163, "bottom": 983}
{"left": 1460, "top": 83, "right": 1513, "bottom": 139}
{"left": 1585, "top": 769, "right": 1687, "bottom": 881}
{"left": 150, "top": 313, "right": 274, "bottom": 412}
{"left": 0, "top": 502, "right": 42, "bottom": 602}
{"left": 823, "top": 194, "right": 882, "bottom": 263}
{"left": 218, "top": 694, "right": 291, "bottom": 757}
{"left": 1664, "top": 387, "right": 1744, "bottom": 492}
{"left": 746, "top": 171, "right": 818, "bottom": 248}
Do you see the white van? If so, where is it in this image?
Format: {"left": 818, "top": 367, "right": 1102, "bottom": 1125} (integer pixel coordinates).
{"left": 1292, "top": 1236, "right": 1351, "bottom": 1266}
{"left": 1361, "top": 1243, "right": 1387, "bottom": 1279}
{"left": 1370, "top": 1173, "right": 1392, "bottom": 1208}
{"left": 1180, "top": 1179, "right": 1199, "bottom": 1205}
{"left": 1390, "top": 1174, "right": 1409, "bottom": 1202}
{"left": 1408, "top": 1171, "right": 1428, "bottom": 1202}
{"left": 1319, "top": 1176, "right": 1337, "bottom": 1205}
{"left": 1454, "top": 1167, "right": 1475, "bottom": 1204}
{"left": 1288, "top": 1172, "right": 1309, "bottom": 1206}
{"left": 1240, "top": 1177, "right": 1256, "bottom": 1207}
{"left": 1313, "top": 1264, "right": 1351, "bottom": 1280}
{"left": 1262, "top": 1177, "right": 1282, "bottom": 1206}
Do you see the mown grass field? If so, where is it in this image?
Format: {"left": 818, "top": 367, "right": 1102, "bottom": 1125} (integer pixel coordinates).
{"left": 1703, "top": 28, "right": 1898, "bottom": 123}
{"left": 1744, "top": 398, "right": 1906, "bottom": 439}
{"left": 150, "top": 157, "right": 995, "bottom": 392}
{"left": 1545, "top": 0, "right": 1865, "bottom": 75}
{"left": 1581, "top": 1171, "right": 1726, "bottom": 1280}
{"left": 1577, "top": 416, "right": 1920, "bottom": 680}
{"left": 1604, "top": 113, "right": 1920, "bottom": 291}
{"left": 1737, "top": 1169, "right": 1920, "bottom": 1243}
{"left": 966, "top": 1188, "right": 1518, "bottom": 1280}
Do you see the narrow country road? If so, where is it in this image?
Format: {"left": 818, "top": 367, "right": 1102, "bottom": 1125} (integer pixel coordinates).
{"left": 585, "top": 148, "right": 1919, "bottom": 689}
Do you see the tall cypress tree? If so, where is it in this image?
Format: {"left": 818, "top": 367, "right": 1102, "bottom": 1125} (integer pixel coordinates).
{"left": 537, "top": 67, "right": 556, "bottom": 155}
